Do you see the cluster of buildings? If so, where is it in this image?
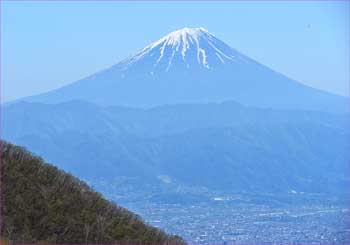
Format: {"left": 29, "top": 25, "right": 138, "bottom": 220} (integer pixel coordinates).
{"left": 129, "top": 202, "right": 350, "bottom": 244}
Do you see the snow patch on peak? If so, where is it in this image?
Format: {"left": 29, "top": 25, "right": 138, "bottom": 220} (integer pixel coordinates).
{"left": 166, "top": 27, "right": 210, "bottom": 41}
{"left": 133, "top": 27, "right": 216, "bottom": 70}
{"left": 151, "top": 27, "right": 211, "bottom": 58}
{"left": 119, "top": 27, "right": 252, "bottom": 72}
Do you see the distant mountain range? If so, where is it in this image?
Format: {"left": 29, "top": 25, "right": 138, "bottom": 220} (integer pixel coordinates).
{"left": 16, "top": 27, "right": 349, "bottom": 112}
{"left": 3, "top": 100, "right": 349, "bottom": 196}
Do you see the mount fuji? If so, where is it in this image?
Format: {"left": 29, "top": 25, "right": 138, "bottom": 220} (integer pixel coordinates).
{"left": 3, "top": 28, "right": 350, "bottom": 199}
{"left": 21, "top": 27, "right": 349, "bottom": 112}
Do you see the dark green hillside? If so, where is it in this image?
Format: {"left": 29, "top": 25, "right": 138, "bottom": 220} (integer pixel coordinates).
{"left": 0, "top": 141, "right": 185, "bottom": 244}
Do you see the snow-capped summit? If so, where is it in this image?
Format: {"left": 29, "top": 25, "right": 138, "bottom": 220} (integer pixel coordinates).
{"left": 119, "top": 27, "right": 252, "bottom": 72}
{"left": 20, "top": 27, "right": 349, "bottom": 112}
{"left": 150, "top": 27, "right": 209, "bottom": 48}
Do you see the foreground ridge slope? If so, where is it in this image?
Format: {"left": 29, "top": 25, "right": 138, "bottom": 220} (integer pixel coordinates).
{"left": 0, "top": 141, "right": 186, "bottom": 244}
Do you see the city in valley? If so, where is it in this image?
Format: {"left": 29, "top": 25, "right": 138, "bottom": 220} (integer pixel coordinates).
{"left": 128, "top": 199, "right": 350, "bottom": 244}
{"left": 95, "top": 180, "right": 350, "bottom": 245}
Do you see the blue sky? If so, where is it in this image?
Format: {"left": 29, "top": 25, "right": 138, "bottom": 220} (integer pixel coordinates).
{"left": 1, "top": 1, "right": 349, "bottom": 102}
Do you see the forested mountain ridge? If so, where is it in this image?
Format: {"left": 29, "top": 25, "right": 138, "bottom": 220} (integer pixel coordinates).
{"left": 0, "top": 141, "right": 186, "bottom": 244}
{"left": 2, "top": 100, "right": 349, "bottom": 196}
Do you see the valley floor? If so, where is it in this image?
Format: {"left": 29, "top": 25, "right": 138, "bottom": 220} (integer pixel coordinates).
{"left": 125, "top": 202, "right": 350, "bottom": 244}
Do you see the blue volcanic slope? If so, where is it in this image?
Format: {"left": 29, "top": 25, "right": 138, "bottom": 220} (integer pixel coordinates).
{"left": 21, "top": 27, "right": 349, "bottom": 113}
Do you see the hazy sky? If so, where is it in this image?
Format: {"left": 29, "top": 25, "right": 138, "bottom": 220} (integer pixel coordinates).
{"left": 1, "top": 1, "right": 349, "bottom": 102}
